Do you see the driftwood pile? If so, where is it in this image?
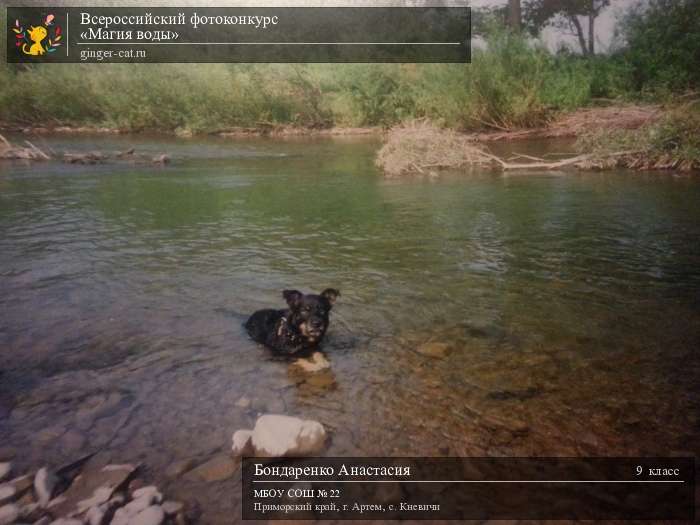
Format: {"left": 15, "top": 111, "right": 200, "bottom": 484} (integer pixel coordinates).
{"left": 376, "top": 121, "right": 665, "bottom": 177}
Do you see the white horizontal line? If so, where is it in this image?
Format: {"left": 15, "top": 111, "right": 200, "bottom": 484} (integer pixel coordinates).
{"left": 253, "top": 480, "right": 685, "bottom": 483}
{"left": 75, "top": 42, "right": 462, "bottom": 46}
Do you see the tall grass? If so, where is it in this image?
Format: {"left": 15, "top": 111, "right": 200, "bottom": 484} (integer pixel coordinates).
{"left": 0, "top": 28, "right": 637, "bottom": 133}
{"left": 577, "top": 101, "right": 700, "bottom": 171}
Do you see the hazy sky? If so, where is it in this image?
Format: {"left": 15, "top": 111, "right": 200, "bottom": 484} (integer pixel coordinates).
{"left": 15, "top": 0, "right": 642, "bottom": 53}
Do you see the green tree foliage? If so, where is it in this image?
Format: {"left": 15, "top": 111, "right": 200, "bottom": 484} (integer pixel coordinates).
{"left": 620, "top": 0, "right": 700, "bottom": 92}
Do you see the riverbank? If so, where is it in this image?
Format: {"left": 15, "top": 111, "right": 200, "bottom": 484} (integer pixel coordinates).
{"left": 0, "top": 104, "right": 659, "bottom": 141}
{"left": 5, "top": 104, "right": 691, "bottom": 174}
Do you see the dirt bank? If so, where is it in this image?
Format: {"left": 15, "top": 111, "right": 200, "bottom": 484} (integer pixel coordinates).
{"left": 0, "top": 105, "right": 659, "bottom": 141}
{"left": 470, "top": 105, "right": 661, "bottom": 142}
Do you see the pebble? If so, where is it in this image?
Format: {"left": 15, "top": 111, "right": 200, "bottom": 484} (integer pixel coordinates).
{"left": 161, "top": 501, "right": 183, "bottom": 516}
{"left": 19, "top": 501, "right": 47, "bottom": 522}
{"left": 0, "top": 465, "right": 10, "bottom": 483}
{"left": 128, "top": 479, "right": 145, "bottom": 494}
{"left": 85, "top": 505, "right": 106, "bottom": 525}
{"left": 110, "top": 507, "right": 129, "bottom": 525}
{"left": 6, "top": 476, "right": 32, "bottom": 498}
{"left": 235, "top": 397, "right": 251, "bottom": 409}
{"left": 0, "top": 504, "right": 19, "bottom": 525}
{"left": 131, "top": 487, "right": 162, "bottom": 503}
{"left": 131, "top": 505, "right": 164, "bottom": 525}
{"left": 0, "top": 486, "right": 15, "bottom": 506}
{"left": 34, "top": 468, "right": 58, "bottom": 507}
{"left": 122, "top": 493, "right": 158, "bottom": 516}
{"left": 231, "top": 430, "right": 253, "bottom": 457}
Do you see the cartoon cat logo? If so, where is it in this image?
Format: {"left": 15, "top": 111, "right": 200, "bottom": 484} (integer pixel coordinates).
{"left": 24, "top": 25, "right": 48, "bottom": 55}
{"left": 12, "top": 14, "right": 62, "bottom": 57}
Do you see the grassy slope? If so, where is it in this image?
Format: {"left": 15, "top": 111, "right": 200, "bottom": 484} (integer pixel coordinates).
{"left": 1, "top": 28, "right": 632, "bottom": 134}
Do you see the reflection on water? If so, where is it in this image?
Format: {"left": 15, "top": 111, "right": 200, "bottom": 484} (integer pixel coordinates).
{"left": 1, "top": 134, "right": 699, "bottom": 522}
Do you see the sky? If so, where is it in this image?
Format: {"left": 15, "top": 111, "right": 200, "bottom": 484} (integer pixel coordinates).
{"left": 15, "top": 0, "right": 642, "bottom": 54}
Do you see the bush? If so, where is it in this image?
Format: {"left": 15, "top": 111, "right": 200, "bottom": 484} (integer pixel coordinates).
{"left": 621, "top": 0, "right": 700, "bottom": 92}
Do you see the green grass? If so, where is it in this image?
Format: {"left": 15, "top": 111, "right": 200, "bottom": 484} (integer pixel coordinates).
{"left": 0, "top": 20, "right": 691, "bottom": 134}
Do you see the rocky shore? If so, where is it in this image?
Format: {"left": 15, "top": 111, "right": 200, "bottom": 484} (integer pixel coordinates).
{"left": 0, "top": 396, "right": 330, "bottom": 525}
{"left": 0, "top": 459, "right": 190, "bottom": 525}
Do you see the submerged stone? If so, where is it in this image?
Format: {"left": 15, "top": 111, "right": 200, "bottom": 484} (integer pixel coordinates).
{"left": 46, "top": 464, "right": 136, "bottom": 517}
{"left": 165, "top": 459, "right": 197, "bottom": 480}
{"left": 416, "top": 342, "right": 452, "bottom": 359}
{"left": 183, "top": 456, "right": 238, "bottom": 483}
{"left": 292, "top": 352, "right": 331, "bottom": 373}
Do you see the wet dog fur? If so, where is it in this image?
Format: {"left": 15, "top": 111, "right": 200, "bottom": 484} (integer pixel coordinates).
{"left": 244, "top": 288, "right": 340, "bottom": 354}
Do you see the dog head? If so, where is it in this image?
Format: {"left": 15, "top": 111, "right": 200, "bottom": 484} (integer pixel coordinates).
{"left": 282, "top": 288, "right": 340, "bottom": 345}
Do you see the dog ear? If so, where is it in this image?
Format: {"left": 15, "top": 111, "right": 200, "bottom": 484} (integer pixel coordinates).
{"left": 282, "top": 289, "right": 303, "bottom": 308}
{"left": 321, "top": 288, "right": 340, "bottom": 306}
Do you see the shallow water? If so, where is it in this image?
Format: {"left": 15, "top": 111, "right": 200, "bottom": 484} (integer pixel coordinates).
{"left": 1, "top": 134, "right": 699, "bottom": 523}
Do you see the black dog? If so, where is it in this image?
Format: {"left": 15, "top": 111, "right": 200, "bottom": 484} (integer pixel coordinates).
{"left": 245, "top": 288, "right": 340, "bottom": 354}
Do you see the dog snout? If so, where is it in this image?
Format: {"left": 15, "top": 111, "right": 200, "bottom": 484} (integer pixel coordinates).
{"left": 309, "top": 318, "right": 324, "bottom": 332}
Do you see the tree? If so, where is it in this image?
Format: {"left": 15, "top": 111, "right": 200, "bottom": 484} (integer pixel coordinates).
{"left": 508, "top": 0, "right": 522, "bottom": 32}
{"left": 621, "top": 0, "right": 700, "bottom": 90}
{"left": 524, "top": 0, "right": 611, "bottom": 56}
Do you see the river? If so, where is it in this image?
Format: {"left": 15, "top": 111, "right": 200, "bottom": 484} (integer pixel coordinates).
{"left": 1, "top": 133, "right": 698, "bottom": 523}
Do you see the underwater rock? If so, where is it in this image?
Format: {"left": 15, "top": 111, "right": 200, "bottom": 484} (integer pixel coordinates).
{"left": 47, "top": 463, "right": 137, "bottom": 518}
{"left": 293, "top": 352, "right": 331, "bottom": 373}
{"left": 164, "top": 459, "right": 197, "bottom": 480}
{"left": 234, "top": 397, "right": 251, "bottom": 409}
{"left": 183, "top": 456, "right": 238, "bottom": 483}
{"left": 416, "top": 342, "right": 452, "bottom": 359}
{"left": 0, "top": 465, "right": 10, "bottom": 483}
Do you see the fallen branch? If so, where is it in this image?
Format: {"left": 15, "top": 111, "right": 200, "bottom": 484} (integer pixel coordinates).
{"left": 24, "top": 140, "right": 51, "bottom": 160}
{"left": 0, "top": 134, "right": 51, "bottom": 160}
